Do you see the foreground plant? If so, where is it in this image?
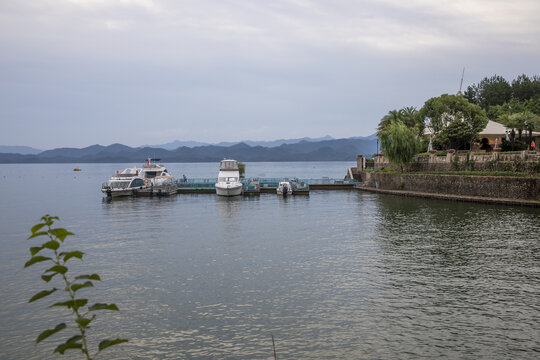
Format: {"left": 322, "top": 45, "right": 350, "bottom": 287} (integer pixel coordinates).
{"left": 25, "top": 214, "right": 127, "bottom": 359}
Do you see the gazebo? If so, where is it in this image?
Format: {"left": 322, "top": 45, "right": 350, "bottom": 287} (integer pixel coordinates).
{"left": 479, "top": 120, "right": 511, "bottom": 147}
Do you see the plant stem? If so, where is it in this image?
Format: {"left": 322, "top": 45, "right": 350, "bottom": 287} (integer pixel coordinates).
{"left": 52, "top": 235, "right": 92, "bottom": 360}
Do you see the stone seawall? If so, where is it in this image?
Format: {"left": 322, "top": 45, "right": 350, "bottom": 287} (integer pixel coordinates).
{"left": 360, "top": 173, "right": 540, "bottom": 201}
{"left": 373, "top": 151, "right": 540, "bottom": 174}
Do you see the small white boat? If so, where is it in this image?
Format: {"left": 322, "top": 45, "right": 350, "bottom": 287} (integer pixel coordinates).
{"left": 215, "top": 159, "right": 243, "bottom": 196}
{"left": 101, "top": 166, "right": 147, "bottom": 197}
{"left": 276, "top": 180, "right": 292, "bottom": 196}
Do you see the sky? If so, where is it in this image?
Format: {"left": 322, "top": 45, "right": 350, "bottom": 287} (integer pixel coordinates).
{"left": 1, "top": 0, "right": 539, "bottom": 149}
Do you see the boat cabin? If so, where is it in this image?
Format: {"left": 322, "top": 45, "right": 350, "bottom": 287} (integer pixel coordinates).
{"left": 108, "top": 177, "right": 145, "bottom": 190}
{"left": 220, "top": 159, "right": 238, "bottom": 171}
{"left": 142, "top": 158, "right": 170, "bottom": 179}
{"left": 143, "top": 166, "right": 170, "bottom": 179}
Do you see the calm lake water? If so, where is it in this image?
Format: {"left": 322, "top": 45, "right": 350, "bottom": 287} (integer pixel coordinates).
{"left": 0, "top": 162, "right": 539, "bottom": 359}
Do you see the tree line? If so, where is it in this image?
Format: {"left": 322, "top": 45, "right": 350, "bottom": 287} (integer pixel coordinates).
{"left": 377, "top": 74, "right": 540, "bottom": 170}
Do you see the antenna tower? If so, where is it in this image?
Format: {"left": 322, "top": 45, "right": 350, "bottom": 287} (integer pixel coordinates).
{"left": 457, "top": 67, "right": 465, "bottom": 95}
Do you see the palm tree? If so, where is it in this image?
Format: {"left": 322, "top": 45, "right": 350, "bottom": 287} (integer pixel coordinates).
{"left": 506, "top": 111, "right": 540, "bottom": 141}
{"left": 377, "top": 109, "right": 403, "bottom": 135}
{"left": 401, "top": 107, "right": 418, "bottom": 128}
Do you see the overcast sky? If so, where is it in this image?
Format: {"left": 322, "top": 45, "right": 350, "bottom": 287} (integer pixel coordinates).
{"left": 1, "top": 0, "right": 539, "bottom": 149}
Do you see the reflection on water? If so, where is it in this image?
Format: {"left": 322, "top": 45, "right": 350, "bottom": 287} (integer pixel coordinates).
{"left": 0, "top": 164, "right": 539, "bottom": 359}
{"left": 373, "top": 195, "right": 540, "bottom": 358}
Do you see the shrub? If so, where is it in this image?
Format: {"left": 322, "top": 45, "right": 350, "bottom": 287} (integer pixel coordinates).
{"left": 501, "top": 139, "right": 527, "bottom": 151}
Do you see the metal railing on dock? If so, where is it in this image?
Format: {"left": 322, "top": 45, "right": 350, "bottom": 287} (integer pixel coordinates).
{"left": 176, "top": 177, "right": 357, "bottom": 194}
{"left": 176, "top": 178, "right": 217, "bottom": 193}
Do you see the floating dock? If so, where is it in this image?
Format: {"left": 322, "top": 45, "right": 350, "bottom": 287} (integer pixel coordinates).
{"left": 176, "top": 177, "right": 357, "bottom": 195}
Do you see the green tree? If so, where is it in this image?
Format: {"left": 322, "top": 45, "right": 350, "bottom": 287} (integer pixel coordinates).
{"left": 377, "top": 109, "right": 403, "bottom": 135}
{"left": 402, "top": 106, "right": 424, "bottom": 135}
{"left": 377, "top": 107, "right": 423, "bottom": 137}
{"left": 418, "top": 94, "right": 488, "bottom": 148}
{"left": 525, "top": 96, "right": 540, "bottom": 116}
{"left": 512, "top": 74, "right": 540, "bottom": 102}
{"left": 238, "top": 162, "right": 245, "bottom": 178}
{"left": 487, "top": 97, "right": 526, "bottom": 120}
{"left": 505, "top": 111, "right": 540, "bottom": 141}
{"left": 464, "top": 84, "right": 478, "bottom": 105}
{"left": 475, "top": 75, "right": 512, "bottom": 110}
{"left": 378, "top": 121, "right": 420, "bottom": 172}
{"left": 432, "top": 120, "right": 479, "bottom": 150}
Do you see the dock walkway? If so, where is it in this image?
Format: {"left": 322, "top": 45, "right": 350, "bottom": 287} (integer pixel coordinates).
{"left": 176, "top": 178, "right": 358, "bottom": 194}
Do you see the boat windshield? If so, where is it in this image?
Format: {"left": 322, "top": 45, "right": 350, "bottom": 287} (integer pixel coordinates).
{"left": 109, "top": 180, "right": 131, "bottom": 189}
{"left": 220, "top": 160, "right": 238, "bottom": 170}
{"left": 120, "top": 168, "right": 140, "bottom": 175}
{"left": 130, "top": 178, "right": 144, "bottom": 187}
{"left": 219, "top": 177, "right": 238, "bottom": 182}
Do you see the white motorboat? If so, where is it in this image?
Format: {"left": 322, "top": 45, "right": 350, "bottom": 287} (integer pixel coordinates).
{"left": 101, "top": 166, "right": 147, "bottom": 197}
{"left": 139, "top": 158, "right": 177, "bottom": 196}
{"left": 276, "top": 180, "right": 292, "bottom": 196}
{"left": 215, "top": 159, "right": 243, "bottom": 196}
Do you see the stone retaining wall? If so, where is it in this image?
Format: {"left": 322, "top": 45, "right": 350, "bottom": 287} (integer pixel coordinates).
{"left": 360, "top": 172, "right": 540, "bottom": 201}
{"left": 373, "top": 151, "right": 540, "bottom": 174}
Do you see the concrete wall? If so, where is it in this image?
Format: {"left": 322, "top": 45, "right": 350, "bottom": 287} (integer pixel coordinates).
{"left": 361, "top": 172, "right": 540, "bottom": 201}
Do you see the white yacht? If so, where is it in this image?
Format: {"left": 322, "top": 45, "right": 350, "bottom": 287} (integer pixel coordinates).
{"left": 101, "top": 166, "right": 146, "bottom": 197}
{"left": 215, "top": 159, "right": 243, "bottom": 196}
{"left": 139, "top": 158, "right": 177, "bottom": 196}
{"left": 276, "top": 180, "right": 293, "bottom": 196}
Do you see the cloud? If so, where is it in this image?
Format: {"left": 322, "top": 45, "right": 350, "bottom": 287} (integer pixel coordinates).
{"left": 1, "top": 0, "right": 539, "bottom": 147}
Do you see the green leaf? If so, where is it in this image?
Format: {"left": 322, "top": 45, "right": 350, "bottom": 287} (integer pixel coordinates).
{"left": 29, "top": 288, "right": 58, "bottom": 303}
{"left": 62, "top": 251, "right": 84, "bottom": 262}
{"left": 31, "top": 223, "right": 46, "bottom": 234}
{"left": 24, "top": 256, "right": 52, "bottom": 268}
{"left": 30, "top": 246, "right": 43, "bottom": 256}
{"left": 36, "top": 323, "right": 66, "bottom": 343}
{"left": 45, "top": 264, "right": 67, "bottom": 275}
{"left": 48, "top": 228, "right": 74, "bottom": 242}
{"left": 75, "top": 274, "right": 101, "bottom": 281}
{"left": 54, "top": 341, "right": 83, "bottom": 354}
{"left": 76, "top": 315, "right": 95, "bottom": 328}
{"left": 27, "top": 231, "right": 48, "bottom": 240}
{"left": 98, "top": 338, "right": 128, "bottom": 351}
{"left": 40, "top": 215, "right": 59, "bottom": 226}
{"left": 89, "top": 303, "right": 119, "bottom": 311}
{"left": 66, "top": 335, "right": 82, "bottom": 344}
{"left": 41, "top": 273, "right": 57, "bottom": 283}
{"left": 50, "top": 299, "right": 88, "bottom": 309}
{"left": 42, "top": 240, "right": 60, "bottom": 250}
{"left": 71, "top": 281, "right": 93, "bottom": 292}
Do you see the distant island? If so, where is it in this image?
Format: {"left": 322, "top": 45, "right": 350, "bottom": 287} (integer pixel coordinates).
{"left": 0, "top": 136, "right": 377, "bottom": 163}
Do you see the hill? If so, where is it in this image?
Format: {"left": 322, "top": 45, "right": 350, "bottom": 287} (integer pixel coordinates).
{"left": 0, "top": 137, "right": 376, "bottom": 163}
{"left": 0, "top": 145, "right": 42, "bottom": 155}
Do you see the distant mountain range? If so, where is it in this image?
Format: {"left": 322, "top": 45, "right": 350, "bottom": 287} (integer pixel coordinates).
{"left": 0, "top": 136, "right": 377, "bottom": 163}
{"left": 139, "top": 135, "right": 337, "bottom": 150}
{"left": 0, "top": 145, "right": 42, "bottom": 155}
